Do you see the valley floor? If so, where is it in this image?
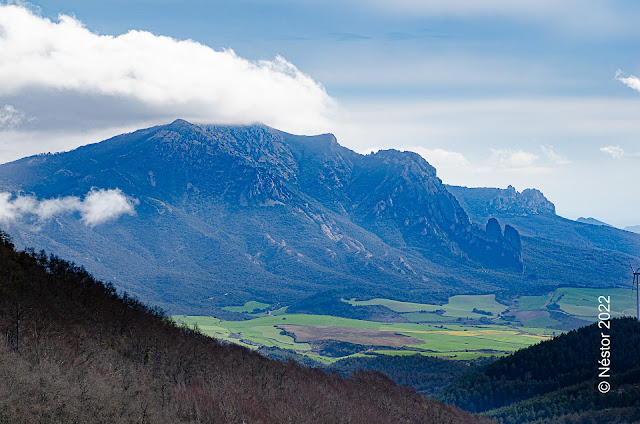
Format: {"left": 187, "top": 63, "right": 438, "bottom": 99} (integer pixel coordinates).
{"left": 173, "top": 287, "right": 635, "bottom": 364}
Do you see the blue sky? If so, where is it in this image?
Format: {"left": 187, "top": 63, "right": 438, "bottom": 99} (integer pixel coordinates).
{"left": 1, "top": 1, "right": 640, "bottom": 226}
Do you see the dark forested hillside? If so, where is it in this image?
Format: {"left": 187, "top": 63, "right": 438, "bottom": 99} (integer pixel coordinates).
{"left": 329, "top": 354, "right": 493, "bottom": 396}
{"left": 437, "top": 318, "right": 640, "bottom": 423}
{"left": 0, "top": 230, "right": 490, "bottom": 424}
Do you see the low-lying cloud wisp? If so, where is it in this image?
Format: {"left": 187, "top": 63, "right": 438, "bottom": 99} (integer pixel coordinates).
{"left": 0, "top": 188, "right": 137, "bottom": 227}
{"left": 600, "top": 145, "right": 640, "bottom": 159}
{"left": 0, "top": 104, "right": 27, "bottom": 129}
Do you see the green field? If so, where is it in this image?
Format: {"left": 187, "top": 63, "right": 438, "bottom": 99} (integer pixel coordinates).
{"left": 551, "top": 287, "right": 636, "bottom": 319}
{"left": 510, "top": 287, "right": 636, "bottom": 326}
{"left": 345, "top": 294, "right": 507, "bottom": 319}
{"left": 173, "top": 288, "right": 635, "bottom": 364}
{"left": 516, "top": 294, "right": 550, "bottom": 310}
{"left": 222, "top": 300, "right": 271, "bottom": 313}
{"left": 344, "top": 298, "right": 441, "bottom": 313}
{"left": 172, "top": 296, "right": 553, "bottom": 363}
{"left": 173, "top": 313, "right": 552, "bottom": 362}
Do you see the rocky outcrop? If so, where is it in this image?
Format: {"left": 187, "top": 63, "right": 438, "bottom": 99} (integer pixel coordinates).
{"left": 489, "top": 185, "right": 555, "bottom": 215}
{"left": 465, "top": 218, "right": 523, "bottom": 271}
{"left": 446, "top": 184, "right": 556, "bottom": 220}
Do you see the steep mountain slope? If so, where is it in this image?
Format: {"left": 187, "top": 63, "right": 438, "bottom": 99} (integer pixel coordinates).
{"left": 437, "top": 317, "right": 640, "bottom": 423}
{"left": 0, "top": 232, "right": 489, "bottom": 424}
{"left": 447, "top": 185, "right": 640, "bottom": 291}
{"left": 0, "top": 120, "right": 524, "bottom": 313}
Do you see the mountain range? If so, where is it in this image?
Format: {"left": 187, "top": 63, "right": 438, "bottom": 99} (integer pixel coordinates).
{"left": 0, "top": 120, "right": 638, "bottom": 314}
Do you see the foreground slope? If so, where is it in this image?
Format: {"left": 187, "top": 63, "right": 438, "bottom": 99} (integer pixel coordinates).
{"left": 437, "top": 317, "right": 640, "bottom": 423}
{"left": 0, "top": 231, "right": 489, "bottom": 424}
{"left": 0, "top": 120, "right": 523, "bottom": 313}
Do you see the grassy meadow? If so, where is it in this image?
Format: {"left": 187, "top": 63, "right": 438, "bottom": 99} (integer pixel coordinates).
{"left": 172, "top": 287, "right": 636, "bottom": 364}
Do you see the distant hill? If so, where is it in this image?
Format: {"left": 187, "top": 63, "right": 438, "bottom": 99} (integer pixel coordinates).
{"left": 576, "top": 216, "right": 613, "bottom": 227}
{"left": 0, "top": 231, "right": 488, "bottom": 424}
{"left": 625, "top": 225, "right": 640, "bottom": 234}
{"left": 437, "top": 317, "right": 640, "bottom": 423}
{"left": 0, "top": 120, "right": 526, "bottom": 315}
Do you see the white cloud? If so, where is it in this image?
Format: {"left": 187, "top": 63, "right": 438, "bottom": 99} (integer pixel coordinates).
{"left": 0, "top": 5, "right": 335, "bottom": 134}
{"left": 35, "top": 196, "right": 82, "bottom": 220}
{"left": 600, "top": 145, "right": 640, "bottom": 159}
{"left": 600, "top": 145, "right": 625, "bottom": 159}
{"left": 489, "top": 148, "right": 538, "bottom": 168}
{"left": 405, "top": 147, "right": 471, "bottom": 170}
{"left": 80, "top": 189, "right": 137, "bottom": 226}
{"left": 540, "top": 145, "right": 570, "bottom": 165}
{"left": 0, "top": 105, "right": 27, "bottom": 129}
{"left": 615, "top": 69, "right": 640, "bottom": 92}
{"left": 403, "top": 145, "right": 566, "bottom": 182}
{"left": 473, "top": 146, "right": 569, "bottom": 175}
{"left": 0, "top": 188, "right": 137, "bottom": 227}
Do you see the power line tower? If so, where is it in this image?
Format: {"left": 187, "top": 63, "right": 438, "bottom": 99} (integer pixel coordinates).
{"left": 632, "top": 265, "right": 640, "bottom": 322}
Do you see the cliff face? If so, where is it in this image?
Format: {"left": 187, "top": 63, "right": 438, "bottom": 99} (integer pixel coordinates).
{"left": 491, "top": 186, "right": 556, "bottom": 215}
{"left": 473, "top": 219, "right": 522, "bottom": 269}
{"left": 447, "top": 184, "right": 556, "bottom": 219}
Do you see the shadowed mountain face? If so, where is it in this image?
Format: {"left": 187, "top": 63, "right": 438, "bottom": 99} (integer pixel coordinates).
{"left": 0, "top": 120, "right": 525, "bottom": 313}
{"left": 282, "top": 132, "right": 522, "bottom": 270}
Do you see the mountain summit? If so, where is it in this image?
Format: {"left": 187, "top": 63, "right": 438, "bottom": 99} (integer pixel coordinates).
{"left": 2, "top": 120, "right": 523, "bottom": 312}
